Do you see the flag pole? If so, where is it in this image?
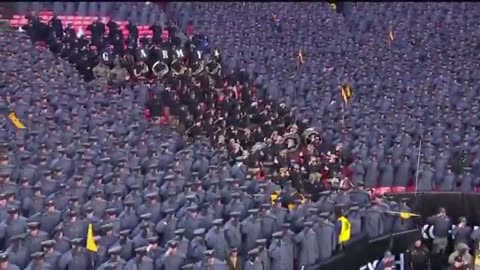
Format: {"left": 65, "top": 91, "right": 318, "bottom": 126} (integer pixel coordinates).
{"left": 341, "top": 100, "right": 346, "bottom": 147}
{"left": 414, "top": 138, "right": 423, "bottom": 196}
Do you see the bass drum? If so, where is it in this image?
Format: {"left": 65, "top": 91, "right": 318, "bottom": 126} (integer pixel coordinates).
{"left": 302, "top": 127, "right": 322, "bottom": 145}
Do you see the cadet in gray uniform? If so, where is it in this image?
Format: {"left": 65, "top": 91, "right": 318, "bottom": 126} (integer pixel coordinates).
{"left": 223, "top": 211, "right": 242, "bottom": 249}
{"left": 155, "top": 241, "right": 186, "bottom": 270}
{"left": 189, "top": 228, "right": 207, "bottom": 263}
{"left": 6, "top": 234, "right": 29, "bottom": 269}
{"left": 315, "top": 212, "right": 336, "bottom": 261}
{"left": 205, "top": 218, "right": 229, "bottom": 261}
{"left": 24, "top": 221, "right": 49, "bottom": 254}
{"left": 97, "top": 245, "right": 127, "bottom": 269}
{"left": 0, "top": 251, "right": 20, "bottom": 270}
{"left": 41, "top": 240, "right": 61, "bottom": 269}
{"left": 25, "top": 251, "right": 51, "bottom": 270}
{"left": 294, "top": 221, "right": 318, "bottom": 268}
{"left": 256, "top": 239, "right": 270, "bottom": 270}
{"left": 2, "top": 206, "right": 28, "bottom": 246}
{"left": 113, "top": 230, "right": 135, "bottom": 262}
{"left": 155, "top": 208, "right": 178, "bottom": 246}
{"left": 363, "top": 201, "right": 385, "bottom": 239}
{"left": 38, "top": 200, "right": 63, "bottom": 236}
{"left": 244, "top": 249, "right": 263, "bottom": 270}
{"left": 124, "top": 246, "right": 154, "bottom": 270}
{"left": 193, "top": 250, "right": 227, "bottom": 270}
{"left": 268, "top": 231, "right": 294, "bottom": 270}
{"left": 58, "top": 238, "right": 93, "bottom": 270}
{"left": 53, "top": 225, "right": 71, "bottom": 255}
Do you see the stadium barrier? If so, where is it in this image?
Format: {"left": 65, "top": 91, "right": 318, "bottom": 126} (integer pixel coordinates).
{"left": 308, "top": 229, "right": 419, "bottom": 270}
{"left": 311, "top": 192, "right": 480, "bottom": 269}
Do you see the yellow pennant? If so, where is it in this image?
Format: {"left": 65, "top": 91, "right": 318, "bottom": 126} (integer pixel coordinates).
{"left": 7, "top": 112, "right": 26, "bottom": 129}
{"left": 341, "top": 84, "right": 352, "bottom": 104}
{"left": 399, "top": 211, "right": 420, "bottom": 219}
{"left": 387, "top": 211, "right": 420, "bottom": 220}
{"left": 86, "top": 223, "right": 98, "bottom": 252}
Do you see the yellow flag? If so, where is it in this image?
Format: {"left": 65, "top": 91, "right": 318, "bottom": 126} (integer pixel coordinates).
{"left": 345, "top": 85, "right": 351, "bottom": 97}
{"left": 86, "top": 223, "right": 98, "bottom": 252}
{"left": 341, "top": 84, "right": 352, "bottom": 104}
{"left": 7, "top": 112, "right": 26, "bottom": 129}
{"left": 399, "top": 211, "right": 420, "bottom": 220}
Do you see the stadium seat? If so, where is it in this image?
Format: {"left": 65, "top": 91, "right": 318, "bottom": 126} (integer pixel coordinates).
{"left": 39, "top": 11, "right": 53, "bottom": 16}
{"left": 9, "top": 20, "right": 19, "bottom": 27}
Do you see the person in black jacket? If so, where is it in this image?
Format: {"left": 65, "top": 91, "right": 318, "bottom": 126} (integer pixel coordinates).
{"left": 87, "top": 17, "right": 105, "bottom": 46}
{"left": 426, "top": 207, "right": 452, "bottom": 256}
{"left": 126, "top": 21, "right": 139, "bottom": 46}
{"left": 150, "top": 23, "right": 163, "bottom": 45}
{"left": 48, "top": 15, "right": 63, "bottom": 40}
{"left": 407, "top": 240, "right": 430, "bottom": 270}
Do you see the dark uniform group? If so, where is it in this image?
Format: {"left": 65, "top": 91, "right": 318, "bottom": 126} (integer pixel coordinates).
{"left": 0, "top": 8, "right": 421, "bottom": 269}
{"left": 22, "top": 12, "right": 188, "bottom": 88}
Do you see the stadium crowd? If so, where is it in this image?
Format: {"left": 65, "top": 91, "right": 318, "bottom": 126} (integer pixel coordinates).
{"left": 0, "top": 1, "right": 478, "bottom": 270}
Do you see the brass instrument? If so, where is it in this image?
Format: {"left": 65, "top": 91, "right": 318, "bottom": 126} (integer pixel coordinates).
{"left": 286, "top": 124, "right": 299, "bottom": 134}
{"left": 206, "top": 60, "right": 221, "bottom": 77}
{"left": 151, "top": 60, "right": 169, "bottom": 79}
{"left": 122, "top": 54, "right": 135, "bottom": 68}
{"left": 133, "top": 62, "right": 149, "bottom": 78}
{"left": 302, "top": 127, "right": 322, "bottom": 145}
{"left": 171, "top": 59, "right": 186, "bottom": 76}
{"left": 191, "top": 61, "right": 204, "bottom": 76}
